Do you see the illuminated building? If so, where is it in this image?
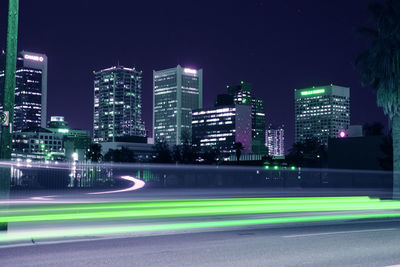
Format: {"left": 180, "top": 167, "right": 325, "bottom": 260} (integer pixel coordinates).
{"left": 192, "top": 101, "right": 252, "bottom": 156}
{"left": 0, "top": 51, "right": 48, "bottom": 131}
{"left": 266, "top": 124, "right": 285, "bottom": 156}
{"left": 153, "top": 65, "right": 202, "bottom": 146}
{"left": 47, "top": 116, "right": 91, "bottom": 161}
{"left": 12, "top": 128, "right": 64, "bottom": 161}
{"left": 295, "top": 85, "right": 350, "bottom": 147}
{"left": 12, "top": 116, "right": 91, "bottom": 162}
{"left": 227, "top": 81, "right": 252, "bottom": 105}
{"left": 251, "top": 97, "right": 267, "bottom": 154}
{"left": 93, "top": 66, "right": 145, "bottom": 143}
{"left": 226, "top": 81, "right": 267, "bottom": 154}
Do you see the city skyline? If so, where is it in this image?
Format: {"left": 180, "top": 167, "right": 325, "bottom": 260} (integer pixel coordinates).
{"left": 0, "top": 0, "right": 388, "bottom": 151}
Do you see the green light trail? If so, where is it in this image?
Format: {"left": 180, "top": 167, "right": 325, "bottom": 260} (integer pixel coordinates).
{"left": 1, "top": 212, "right": 400, "bottom": 243}
{"left": 3, "top": 196, "right": 378, "bottom": 214}
{"left": 1, "top": 197, "right": 399, "bottom": 223}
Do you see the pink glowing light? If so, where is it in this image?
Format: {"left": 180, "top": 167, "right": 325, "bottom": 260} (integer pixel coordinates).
{"left": 339, "top": 131, "right": 346, "bottom": 138}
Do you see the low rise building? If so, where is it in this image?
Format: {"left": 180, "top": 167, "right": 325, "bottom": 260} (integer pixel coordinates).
{"left": 12, "top": 116, "right": 90, "bottom": 162}
{"left": 47, "top": 116, "right": 91, "bottom": 161}
{"left": 12, "top": 127, "right": 65, "bottom": 161}
{"left": 192, "top": 104, "right": 252, "bottom": 156}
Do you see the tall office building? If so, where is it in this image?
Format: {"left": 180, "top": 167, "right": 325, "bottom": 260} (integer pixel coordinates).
{"left": 251, "top": 97, "right": 267, "bottom": 154}
{"left": 226, "top": 81, "right": 267, "bottom": 154}
{"left": 153, "top": 65, "right": 202, "bottom": 146}
{"left": 266, "top": 124, "right": 285, "bottom": 156}
{"left": 93, "top": 66, "right": 145, "bottom": 143}
{"left": 0, "top": 51, "right": 48, "bottom": 131}
{"left": 295, "top": 85, "right": 350, "bottom": 147}
{"left": 192, "top": 104, "right": 252, "bottom": 156}
{"left": 227, "top": 81, "right": 252, "bottom": 105}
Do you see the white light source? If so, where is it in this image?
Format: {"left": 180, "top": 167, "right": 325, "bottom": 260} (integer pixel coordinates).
{"left": 184, "top": 68, "right": 197, "bottom": 74}
{"left": 58, "top": 129, "right": 69, "bottom": 134}
{"left": 51, "top": 116, "right": 64, "bottom": 122}
{"left": 72, "top": 152, "right": 78, "bottom": 161}
{"left": 24, "top": 54, "right": 44, "bottom": 62}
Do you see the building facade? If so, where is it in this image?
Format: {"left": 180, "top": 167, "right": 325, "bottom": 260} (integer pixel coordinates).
{"left": 251, "top": 97, "right": 267, "bottom": 154}
{"left": 12, "top": 116, "right": 91, "bottom": 162}
{"left": 227, "top": 81, "right": 252, "bottom": 105}
{"left": 192, "top": 104, "right": 252, "bottom": 156}
{"left": 47, "top": 116, "right": 91, "bottom": 161}
{"left": 266, "top": 124, "right": 285, "bottom": 157}
{"left": 295, "top": 85, "right": 350, "bottom": 147}
{"left": 0, "top": 51, "right": 48, "bottom": 132}
{"left": 93, "top": 66, "right": 145, "bottom": 143}
{"left": 226, "top": 81, "right": 267, "bottom": 154}
{"left": 12, "top": 128, "right": 64, "bottom": 161}
{"left": 153, "top": 65, "right": 202, "bottom": 146}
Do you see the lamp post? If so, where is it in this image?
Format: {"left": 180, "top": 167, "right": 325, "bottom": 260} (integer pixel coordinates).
{"left": 0, "top": 0, "right": 19, "bottom": 231}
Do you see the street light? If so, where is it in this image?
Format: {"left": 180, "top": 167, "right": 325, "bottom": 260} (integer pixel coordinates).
{"left": 0, "top": 0, "right": 19, "bottom": 232}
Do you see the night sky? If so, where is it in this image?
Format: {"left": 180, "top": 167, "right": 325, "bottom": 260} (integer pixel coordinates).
{"left": 0, "top": 0, "right": 388, "bottom": 151}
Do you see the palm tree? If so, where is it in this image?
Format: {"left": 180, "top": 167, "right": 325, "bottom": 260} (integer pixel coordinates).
{"left": 86, "top": 143, "right": 102, "bottom": 162}
{"left": 233, "top": 142, "right": 244, "bottom": 162}
{"left": 356, "top": 0, "right": 400, "bottom": 198}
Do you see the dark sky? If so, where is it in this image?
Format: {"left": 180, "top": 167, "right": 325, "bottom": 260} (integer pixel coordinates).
{"left": 0, "top": 0, "right": 388, "bottom": 150}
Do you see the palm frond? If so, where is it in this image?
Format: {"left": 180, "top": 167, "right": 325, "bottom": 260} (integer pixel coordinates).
{"left": 356, "top": 0, "right": 400, "bottom": 118}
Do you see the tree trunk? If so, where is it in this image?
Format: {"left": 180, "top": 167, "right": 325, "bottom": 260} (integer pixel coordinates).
{"left": 392, "top": 115, "right": 400, "bottom": 199}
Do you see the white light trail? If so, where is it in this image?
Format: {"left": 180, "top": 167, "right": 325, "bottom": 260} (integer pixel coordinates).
{"left": 88, "top": 176, "right": 145, "bottom": 195}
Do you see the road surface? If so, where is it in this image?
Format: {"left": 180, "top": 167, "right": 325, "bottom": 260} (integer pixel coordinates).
{"left": 1, "top": 220, "right": 400, "bottom": 266}
{"left": 1, "top": 188, "right": 399, "bottom": 266}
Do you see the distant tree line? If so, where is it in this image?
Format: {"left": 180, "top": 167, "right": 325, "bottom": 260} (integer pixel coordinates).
{"left": 85, "top": 121, "right": 391, "bottom": 169}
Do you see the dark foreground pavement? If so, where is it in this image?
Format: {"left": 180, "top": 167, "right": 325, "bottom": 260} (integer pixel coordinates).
{"left": 1, "top": 220, "right": 400, "bottom": 267}
{"left": 1, "top": 188, "right": 399, "bottom": 266}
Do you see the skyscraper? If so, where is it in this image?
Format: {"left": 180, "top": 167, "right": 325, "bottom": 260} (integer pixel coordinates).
{"left": 192, "top": 102, "right": 252, "bottom": 156}
{"left": 295, "top": 85, "right": 350, "bottom": 147}
{"left": 226, "top": 81, "right": 267, "bottom": 154}
{"left": 251, "top": 97, "right": 267, "bottom": 154}
{"left": 227, "top": 81, "right": 252, "bottom": 105}
{"left": 93, "top": 66, "right": 145, "bottom": 143}
{"left": 153, "top": 65, "right": 202, "bottom": 146}
{"left": 0, "top": 51, "right": 48, "bottom": 131}
{"left": 266, "top": 124, "right": 285, "bottom": 157}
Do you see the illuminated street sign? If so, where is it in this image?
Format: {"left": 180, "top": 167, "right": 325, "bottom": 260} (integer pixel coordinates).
{"left": 0, "top": 111, "right": 9, "bottom": 126}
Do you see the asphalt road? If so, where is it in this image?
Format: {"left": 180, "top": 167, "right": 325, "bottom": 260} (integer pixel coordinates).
{"left": 1, "top": 220, "right": 400, "bottom": 267}
{"left": 1, "top": 188, "right": 399, "bottom": 266}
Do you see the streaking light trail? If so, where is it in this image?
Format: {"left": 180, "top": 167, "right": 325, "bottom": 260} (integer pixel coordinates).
{"left": 1, "top": 212, "right": 400, "bottom": 243}
{"left": 88, "top": 176, "right": 145, "bottom": 195}
{"left": 1, "top": 197, "right": 400, "bottom": 223}
{"left": 1, "top": 197, "right": 400, "bottom": 244}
